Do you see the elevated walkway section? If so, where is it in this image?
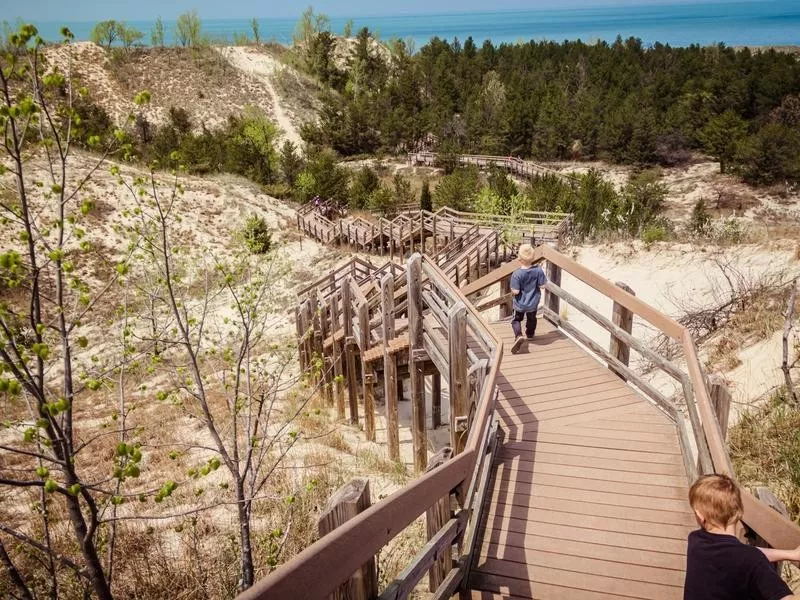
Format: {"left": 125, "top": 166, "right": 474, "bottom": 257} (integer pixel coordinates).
{"left": 469, "top": 321, "right": 693, "bottom": 599}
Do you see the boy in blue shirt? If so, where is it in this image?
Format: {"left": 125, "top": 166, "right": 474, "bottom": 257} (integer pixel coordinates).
{"left": 510, "top": 243, "right": 547, "bottom": 354}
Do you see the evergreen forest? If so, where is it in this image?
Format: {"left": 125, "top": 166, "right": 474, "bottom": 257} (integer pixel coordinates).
{"left": 300, "top": 27, "right": 800, "bottom": 184}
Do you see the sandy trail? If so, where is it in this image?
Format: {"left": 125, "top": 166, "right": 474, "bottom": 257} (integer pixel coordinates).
{"left": 218, "top": 46, "right": 305, "bottom": 150}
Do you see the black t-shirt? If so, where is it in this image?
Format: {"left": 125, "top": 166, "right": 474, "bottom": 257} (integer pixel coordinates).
{"left": 684, "top": 529, "right": 793, "bottom": 600}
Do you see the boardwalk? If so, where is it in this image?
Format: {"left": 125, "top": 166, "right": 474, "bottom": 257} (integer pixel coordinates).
{"left": 469, "top": 320, "right": 694, "bottom": 600}
{"left": 244, "top": 243, "right": 800, "bottom": 600}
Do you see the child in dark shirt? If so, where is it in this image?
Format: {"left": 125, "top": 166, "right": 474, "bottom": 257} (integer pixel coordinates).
{"left": 684, "top": 474, "right": 800, "bottom": 600}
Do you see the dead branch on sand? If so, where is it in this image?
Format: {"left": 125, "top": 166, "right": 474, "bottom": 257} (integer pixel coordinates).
{"left": 783, "top": 279, "right": 798, "bottom": 406}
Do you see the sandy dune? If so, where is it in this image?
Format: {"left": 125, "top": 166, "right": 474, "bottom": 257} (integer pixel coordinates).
{"left": 218, "top": 46, "right": 305, "bottom": 149}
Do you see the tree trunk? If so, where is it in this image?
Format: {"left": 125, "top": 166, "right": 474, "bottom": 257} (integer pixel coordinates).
{"left": 0, "top": 539, "right": 34, "bottom": 600}
{"left": 65, "top": 495, "right": 113, "bottom": 600}
{"left": 237, "top": 483, "right": 255, "bottom": 590}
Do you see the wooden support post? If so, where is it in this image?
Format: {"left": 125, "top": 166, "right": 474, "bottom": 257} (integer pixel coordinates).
{"left": 381, "top": 274, "right": 400, "bottom": 461}
{"left": 407, "top": 254, "right": 427, "bottom": 472}
{"left": 500, "top": 275, "right": 513, "bottom": 318}
{"left": 331, "top": 295, "right": 345, "bottom": 420}
{"left": 295, "top": 306, "right": 306, "bottom": 371}
{"left": 400, "top": 222, "right": 405, "bottom": 259}
{"left": 609, "top": 282, "right": 635, "bottom": 381}
{"left": 379, "top": 221, "right": 384, "bottom": 256}
{"left": 312, "top": 306, "right": 323, "bottom": 386}
{"left": 390, "top": 228, "right": 395, "bottom": 263}
{"left": 319, "top": 304, "right": 334, "bottom": 406}
{"left": 449, "top": 303, "right": 469, "bottom": 454}
{"left": 358, "top": 300, "right": 370, "bottom": 437}
{"left": 364, "top": 369, "right": 376, "bottom": 442}
{"left": 341, "top": 278, "right": 360, "bottom": 425}
{"left": 708, "top": 374, "right": 732, "bottom": 441}
{"left": 432, "top": 372, "right": 442, "bottom": 429}
{"left": 449, "top": 219, "right": 454, "bottom": 243}
{"left": 318, "top": 479, "right": 378, "bottom": 600}
{"left": 303, "top": 300, "right": 314, "bottom": 375}
{"left": 432, "top": 216, "right": 438, "bottom": 255}
{"left": 333, "top": 340, "right": 345, "bottom": 420}
{"left": 545, "top": 260, "right": 561, "bottom": 316}
{"left": 425, "top": 448, "right": 454, "bottom": 592}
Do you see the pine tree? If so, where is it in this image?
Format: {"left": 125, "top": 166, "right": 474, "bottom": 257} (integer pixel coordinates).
{"left": 420, "top": 179, "right": 432, "bottom": 211}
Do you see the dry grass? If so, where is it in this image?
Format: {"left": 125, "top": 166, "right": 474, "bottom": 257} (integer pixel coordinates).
{"left": 356, "top": 449, "right": 410, "bottom": 487}
{"left": 729, "top": 389, "right": 800, "bottom": 587}
{"left": 706, "top": 335, "right": 743, "bottom": 371}
{"left": 730, "top": 390, "right": 800, "bottom": 518}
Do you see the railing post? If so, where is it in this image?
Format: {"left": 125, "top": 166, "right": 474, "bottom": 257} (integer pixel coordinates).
{"left": 320, "top": 303, "right": 334, "bottom": 407}
{"left": 342, "top": 278, "right": 360, "bottom": 426}
{"left": 381, "top": 274, "right": 400, "bottom": 461}
{"left": 407, "top": 254, "right": 427, "bottom": 472}
{"left": 431, "top": 372, "right": 442, "bottom": 429}
{"left": 545, "top": 259, "right": 561, "bottom": 316}
{"left": 420, "top": 210, "right": 425, "bottom": 253}
{"left": 425, "top": 448, "right": 454, "bottom": 592}
{"left": 318, "top": 478, "right": 377, "bottom": 600}
{"left": 432, "top": 215, "right": 438, "bottom": 255}
{"left": 500, "top": 275, "right": 512, "bottom": 318}
{"left": 312, "top": 304, "right": 323, "bottom": 387}
{"left": 331, "top": 294, "right": 346, "bottom": 420}
{"left": 708, "top": 374, "right": 732, "bottom": 441}
{"left": 449, "top": 303, "right": 468, "bottom": 454}
{"left": 364, "top": 370, "right": 376, "bottom": 442}
{"left": 609, "top": 282, "right": 635, "bottom": 381}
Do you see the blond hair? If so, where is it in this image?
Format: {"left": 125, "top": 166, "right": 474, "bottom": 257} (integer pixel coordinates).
{"left": 518, "top": 243, "right": 535, "bottom": 265}
{"left": 689, "top": 474, "right": 743, "bottom": 529}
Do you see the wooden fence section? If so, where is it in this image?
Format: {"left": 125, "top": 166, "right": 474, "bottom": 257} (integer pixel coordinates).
{"left": 249, "top": 243, "right": 800, "bottom": 600}
{"left": 407, "top": 151, "right": 579, "bottom": 184}
{"left": 297, "top": 206, "right": 574, "bottom": 254}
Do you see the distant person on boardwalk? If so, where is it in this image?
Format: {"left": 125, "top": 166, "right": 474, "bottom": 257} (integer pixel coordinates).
{"left": 510, "top": 243, "right": 547, "bottom": 354}
{"left": 684, "top": 474, "right": 800, "bottom": 600}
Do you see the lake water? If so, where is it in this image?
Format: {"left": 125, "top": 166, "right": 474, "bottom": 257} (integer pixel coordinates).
{"left": 23, "top": 0, "right": 800, "bottom": 49}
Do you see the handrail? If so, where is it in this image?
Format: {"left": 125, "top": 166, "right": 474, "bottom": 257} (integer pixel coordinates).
{"left": 519, "top": 244, "right": 800, "bottom": 551}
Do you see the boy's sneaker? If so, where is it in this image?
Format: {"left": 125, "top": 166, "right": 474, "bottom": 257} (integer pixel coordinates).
{"left": 511, "top": 336, "right": 525, "bottom": 354}
{"left": 526, "top": 335, "right": 535, "bottom": 340}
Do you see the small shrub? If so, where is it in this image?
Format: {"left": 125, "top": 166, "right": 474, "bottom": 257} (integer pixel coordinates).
{"left": 689, "top": 199, "right": 712, "bottom": 237}
{"left": 641, "top": 225, "right": 667, "bottom": 247}
{"left": 263, "top": 182, "right": 293, "bottom": 200}
{"left": 242, "top": 215, "right": 272, "bottom": 254}
{"left": 713, "top": 218, "right": 747, "bottom": 244}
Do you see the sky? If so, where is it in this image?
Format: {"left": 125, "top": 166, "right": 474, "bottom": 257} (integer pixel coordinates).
{"left": 0, "top": 0, "right": 743, "bottom": 22}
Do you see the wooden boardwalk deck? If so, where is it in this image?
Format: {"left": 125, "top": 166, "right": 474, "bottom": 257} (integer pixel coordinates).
{"left": 468, "top": 319, "right": 695, "bottom": 600}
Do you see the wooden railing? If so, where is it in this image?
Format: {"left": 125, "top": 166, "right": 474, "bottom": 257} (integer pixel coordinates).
{"left": 297, "top": 206, "right": 574, "bottom": 257}
{"left": 463, "top": 244, "right": 800, "bottom": 553}
{"left": 297, "top": 256, "right": 376, "bottom": 300}
{"left": 245, "top": 254, "right": 503, "bottom": 600}
{"left": 408, "top": 151, "right": 579, "bottom": 184}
